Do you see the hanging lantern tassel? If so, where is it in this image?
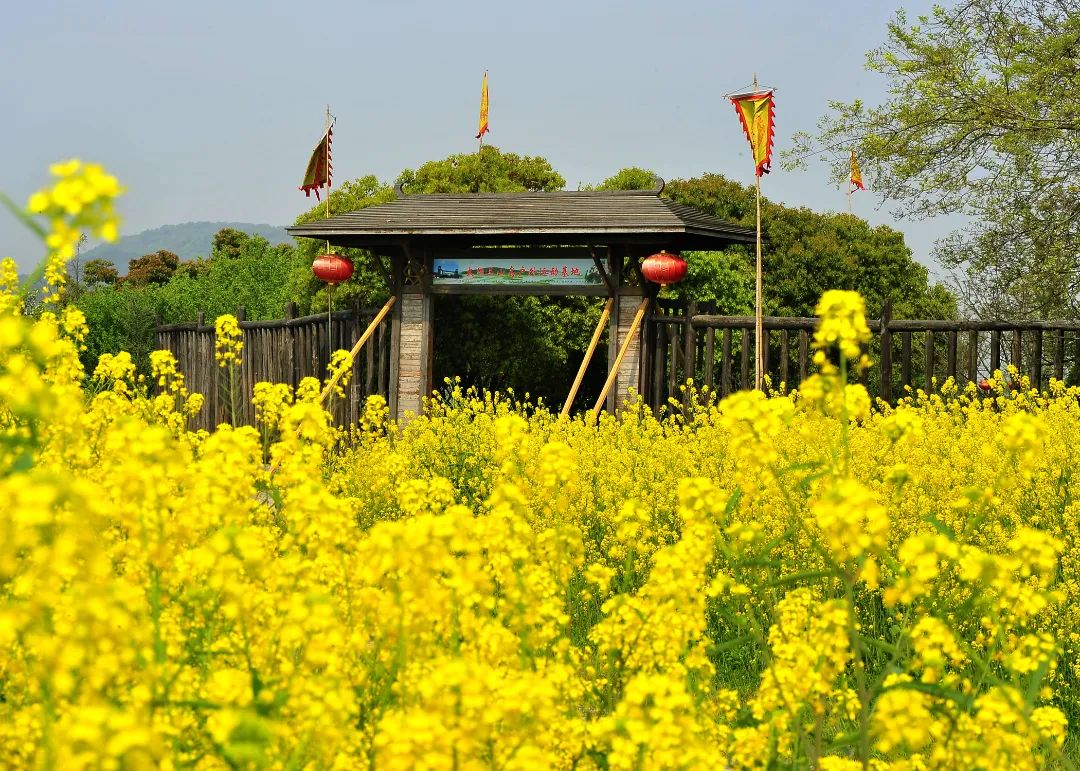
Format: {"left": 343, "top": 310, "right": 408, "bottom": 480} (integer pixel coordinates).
{"left": 641, "top": 250, "right": 687, "bottom": 288}
{"left": 313, "top": 253, "right": 354, "bottom": 355}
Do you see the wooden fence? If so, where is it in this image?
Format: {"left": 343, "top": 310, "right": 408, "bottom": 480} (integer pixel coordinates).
{"left": 649, "top": 299, "right": 1080, "bottom": 409}
{"left": 158, "top": 299, "right": 1080, "bottom": 427}
{"left": 155, "top": 303, "right": 392, "bottom": 431}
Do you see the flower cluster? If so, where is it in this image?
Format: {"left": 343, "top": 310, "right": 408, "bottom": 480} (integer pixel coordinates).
{"left": 213, "top": 313, "right": 244, "bottom": 367}
{"left": 25, "top": 159, "right": 123, "bottom": 303}
{"left": 813, "top": 289, "right": 871, "bottom": 360}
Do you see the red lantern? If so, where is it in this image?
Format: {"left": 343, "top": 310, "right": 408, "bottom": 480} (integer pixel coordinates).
{"left": 312, "top": 253, "right": 354, "bottom": 285}
{"left": 978, "top": 377, "right": 992, "bottom": 392}
{"left": 641, "top": 250, "right": 688, "bottom": 287}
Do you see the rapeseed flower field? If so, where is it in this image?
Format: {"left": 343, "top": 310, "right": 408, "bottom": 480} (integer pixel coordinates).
{"left": 2, "top": 163, "right": 1079, "bottom": 769}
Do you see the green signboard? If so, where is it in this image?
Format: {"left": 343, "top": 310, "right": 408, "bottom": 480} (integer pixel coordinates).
{"left": 432, "top": 257, "right": 602, "bottom": 287}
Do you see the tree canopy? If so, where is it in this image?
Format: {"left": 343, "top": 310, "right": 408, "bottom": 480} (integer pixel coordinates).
{"left": 397, "top": 146, "right": 565, "bottom": 194}
{"left": 125, "top": 250, "right": 180, "bottom": 287}
{"left": 791, "top": 0, "right": 1079, "bottom": 319}
{"left": 83, "top": 257, "right": 118, "bottom": 287}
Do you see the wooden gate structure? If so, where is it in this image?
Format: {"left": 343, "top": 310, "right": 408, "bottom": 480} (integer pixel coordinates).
{"left": 287, "top": 179, "right": 755, "bottom": 422}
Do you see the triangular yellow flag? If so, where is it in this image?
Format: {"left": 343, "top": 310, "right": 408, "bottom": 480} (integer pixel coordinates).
{"left": 850, "top": 150, "right": 865, "bottom": 190}
{"left": 476, "top": 71, "right": 489, "bottom": 140}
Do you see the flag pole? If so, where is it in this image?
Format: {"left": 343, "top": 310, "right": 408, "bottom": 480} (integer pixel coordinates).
{"left": 477, "top": 70, "right": 488, "bottom": 153}
{"left": 751, "top": 74, "right": 763, "bottom": 392}
{"left": 325, "top": 104, "right": 332, "bottom": 354}
{"left": 325, "top": 104, "right": 331, "bottom": 222}
{"left": 847, "top": 182, "right": 852, "bottom": 214}
{"left": 755, "top": 172, "right": 763, "bottom": 391}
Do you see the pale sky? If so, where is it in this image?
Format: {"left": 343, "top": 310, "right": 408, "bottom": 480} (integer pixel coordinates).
{"left": 1, "top": 0, "right": 958, "bottom": 276}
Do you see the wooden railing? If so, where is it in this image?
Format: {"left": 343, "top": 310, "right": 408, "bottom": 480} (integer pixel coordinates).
{"left": 156, "top": 302, "right": 391, "bottom": 431}
{"left": 648, "top": 300, "right": 1080, "bottom": 409}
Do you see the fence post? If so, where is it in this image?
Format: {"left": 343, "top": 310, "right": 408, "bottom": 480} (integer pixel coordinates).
{"left": 1033, "top": 329, "right": 1043, "bottom": 389}
{"left": 947, "top": 331, "right": 958, "bottom": 381}
{"left": 924, "top": 331, "right": 934, "bottom": 391}
{"left": 651, "top": 321, "right": 666, "bottom": 410}
{"left": 721, "top": 329, "right": 732, "bottom": 397}
{"left": 285, "top": 302, "right": 298, "bottom": 389}
{"left": 798, "top": 330, "right": 808, "bottom": 384}
{"left": 1012, "top": 331, "right": 1022, "bottom": 381}
{"left": 683, "top": 300, "right": 697, "bottom": 387}
{"left": 880, "top": 300, "right": 892, "bottom": 403}
{"left": 967, "top": 330, "right": 978, "bottom": 385}
{"left": 1055, "top": 329, "right": 1065, "bottom": 382}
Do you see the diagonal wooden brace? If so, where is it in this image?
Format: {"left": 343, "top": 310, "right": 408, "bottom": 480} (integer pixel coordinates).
{"left": 591, "top": 297, "right": 650, "bottom": 421}
{"left": 319, "top": 295, "right": 397, "bottom": 405}
{"left": 561, "top": 298, "right": 613, "bottom": 418}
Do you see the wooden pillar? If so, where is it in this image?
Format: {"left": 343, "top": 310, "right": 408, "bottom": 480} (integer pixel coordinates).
{"left": 390, "top": 249, "right": 433, "bottom": 424}
{"left": 605, "top": 248, "right": 647, "bottom": 413}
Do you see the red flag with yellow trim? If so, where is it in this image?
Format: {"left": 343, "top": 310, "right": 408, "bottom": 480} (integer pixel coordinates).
{"left": 729, "top": 90, "right": 775, "bottom": 177}
{"left": 476, "top": 71, "right": 490, "bottom": 140}
{"left": 850, "top": 150, "right": 865, "bottom": 190}
{"left": 299, "top": 127, "right": 332, "bottom": 200}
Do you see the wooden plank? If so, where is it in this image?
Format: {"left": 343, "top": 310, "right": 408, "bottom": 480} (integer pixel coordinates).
{"left": 1055, "top": 329, "right": 1065, "bottom": 381}
{"left": 683, "top": 300, "right": 697, "bottom": 385}
{"left": 901, "top": 331, "right": 911, "bottom": 390}
{"left": 965, "top": 330, "right": 977, "bottom": 385}
{"left": 721, "top": 329, "right": 732, "bottom": 397}
{"left": 1012, "top": 330, "right": 1023, "bottom": 379}
{"left": 779, "top": 329, "right": 789, "bottom": 391}
{"left": 947, "top": 331, "right": 957, "bottom": 380}
{"left": 924, "top": 331, "right": 934, "bottom": 391}
{"left": 762, "top": 330, "right": 770, "bottom": 390}
{"left": 990, "top": 330, "right": 1001, "bottom": 376}
{"left": 667, "top": 322, "right": 677, "bottom": 399}
{"left": 365, "top": 318, "right": 376, "bottom": 397}
{"left": 1033, "top": 329, "right": 1043, "bottom": 389}
{"left": 704, "top": 327, "right": 715, "bottom": 389}
{"left": 740, "top": 330, "right": 750, "bottom": 390}
{"left": 880, "top": 334, "right": 892, "bottom": 403}
{"left": 652, "top": 322, "right": 666, "bottom": 410}
{"left": 798, "top": 330, "right": 808, "bottom": 384}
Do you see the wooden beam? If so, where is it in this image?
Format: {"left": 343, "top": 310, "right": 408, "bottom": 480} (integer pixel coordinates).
{"left": 370, "top": 254, "right": 394, "bottom": 295}
{"left": 319, "top": 296, "right": 397, "bottom": 405}
{"left": 590, "top": 247, "right": 614, "bottom": 295}
{"left": 561, "top": 298, "right": 613, "bottom": 418}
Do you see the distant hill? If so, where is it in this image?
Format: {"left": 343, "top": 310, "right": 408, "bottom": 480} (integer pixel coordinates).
{"left": 80, "top": 222, "right": 293, "bottom": 271}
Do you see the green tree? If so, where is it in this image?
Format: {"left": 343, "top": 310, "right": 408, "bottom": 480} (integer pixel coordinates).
{"left": 664, "top": 173, "right": 956, "bottom": 320}
{"left": 77, "top": 284, "right": 163, "bottom": 374}
{"left": 397, "top": 145, "right": 565, "bottom": 194}
{"left": 585, "top": 167, "right": 658, "bottom": 192}
{"left": 157, "top": 234, "right": 298, "bottom": 322}
{"left": 75, "top": 231, "right": 301, "bottom": 374}
{"left": 83, "top": 258, "right": 119, "bottom": 287}
{"left": 790, "top": 0, "right": 1080, "bottom": 319}
{"left": 126, "top": 250, "right": 180, "bottom": 287}
{"left": 211, "top": 228, "right": 252, "bottom": 260}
